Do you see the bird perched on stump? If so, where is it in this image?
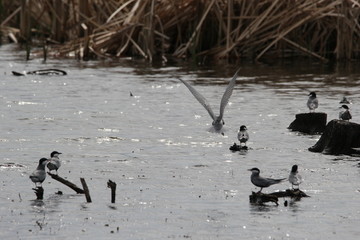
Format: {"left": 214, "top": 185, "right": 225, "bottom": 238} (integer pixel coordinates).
{"left": 29, "top": 158, "right": 49, "bottom": 187}
{"left": 339, "top": 105, "right": 352, "bottom": 121}
{"left": 47, "top": 151, "right": 62, "bottom": 174}
{"left": 248, "top": 168, "right": 286, "bottom": 192}
{"left": 307, "top": 92, "right": 318, "bottom": 112}
{"left": 238, "top": 125, "right": 249, "bottom": 146}
{"left": 288, "top": 165, "right": 303, "bottom": 189}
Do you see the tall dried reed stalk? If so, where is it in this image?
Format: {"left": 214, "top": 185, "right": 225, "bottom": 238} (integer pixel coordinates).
{"left": 1, "top": 0, "right": 360, "bottom": 61}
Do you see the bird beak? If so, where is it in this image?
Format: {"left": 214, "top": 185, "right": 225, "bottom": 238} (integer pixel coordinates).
{"left": 247, "top": 169, "right": 252, "bottom": 171}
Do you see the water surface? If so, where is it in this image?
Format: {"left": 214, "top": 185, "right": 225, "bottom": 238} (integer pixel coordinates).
{"left": 1, "top": 44, "right": 360, "bottom": 239}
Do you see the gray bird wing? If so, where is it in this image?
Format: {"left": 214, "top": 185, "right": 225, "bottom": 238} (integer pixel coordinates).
{"left": 266, "top": 177, "right": 286, "bottom": 184}
{"left": 219, "top": 68, "right": 240, "bottom": 119}
{"left": 179, "top": 79, "right": 216, "bottom": 120}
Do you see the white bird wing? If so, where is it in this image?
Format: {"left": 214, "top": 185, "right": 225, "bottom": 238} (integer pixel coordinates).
{"left": 219, "top": 68, "right": 240, "bottom": 119}
{"left": 179, "top": 79, "right": 216, "bottom": 120}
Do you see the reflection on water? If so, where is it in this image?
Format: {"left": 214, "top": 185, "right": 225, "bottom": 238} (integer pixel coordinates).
{"left": 249, "top": 203, "right": 278, "bottom": 214}
{"left": 1, "top": 44, "right": 360, "bottom": 239}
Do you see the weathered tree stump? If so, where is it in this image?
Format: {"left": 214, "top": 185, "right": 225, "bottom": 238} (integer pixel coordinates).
{"left": 48, "top": 172, "right": 85, "bottom": 194}
{"left": 249, "top": 189, "right": 309, "bottom": 205}
{"left": 229, "top": 143, "right": 248, "bottom": 151}
{"left": 288, "top": 112, "right": 327, "bottom": 134}
{"left": 309, "top": 119, "right": 360, "bottom": 155}
{"left": 32, "top": 187, "right": 44, "bottom": 200}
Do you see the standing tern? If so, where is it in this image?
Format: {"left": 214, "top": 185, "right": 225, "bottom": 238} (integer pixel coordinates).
{"left": 179, "top": 69, "right": 240, "bottom": 132}
{"left": 238, "top": 125, "right": 249, "bottom": 146}
{"left": 307, "top": 92, "right": 318, "bottom": 112}
{"left": 47, "top": 151, "right": 62, "bottom": 174}
{"left": 29, "top": 158, "right": 49, "bottom": 187}
{"left": 248, "top": 168, "right": 286, "bottom": 192}
{"left": 339, "top": 105, "right": 352, "bottom": 121}
{"left": 288, "top": 165, "right": 302, "bottom": 189}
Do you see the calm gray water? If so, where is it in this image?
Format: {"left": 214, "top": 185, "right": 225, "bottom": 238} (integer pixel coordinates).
{"left": 1, "top": 44, "right": 360, "bottom": 240}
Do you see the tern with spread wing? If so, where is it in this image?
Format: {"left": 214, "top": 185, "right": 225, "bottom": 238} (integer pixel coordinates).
{"left": 179, "top": 69, "right": 240, "bottom": 132}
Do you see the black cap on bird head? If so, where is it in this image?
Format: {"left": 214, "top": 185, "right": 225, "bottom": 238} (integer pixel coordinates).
{"left": 248, "top": 167, "right": 260, "bottom": 173}
{"left": 291, "top": 165, "right": 298, "bottom": 173}
{"left": 240, "top": 125, "right": 247, "bottom": 131}
{"left": 50, "top": 151, "right": 62, "bottom": 157}
{"left": 308, "top": 92, "right": 316, "bottom": 97}
{"left": 340, "top": 105, "right": 349, "bottom": 110}
{"left": 39, "top": 158, "right": 48, "bottom": 164}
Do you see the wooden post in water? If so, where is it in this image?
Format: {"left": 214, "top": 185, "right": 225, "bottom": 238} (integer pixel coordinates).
{"left": 33, "top": 187, "right": 44, "bottom": 200}
{"left": 107, "top": 180, "right": 117, "bottom": 203}
{"left": 80, "top": 178, "right": 92, "bottom": 203}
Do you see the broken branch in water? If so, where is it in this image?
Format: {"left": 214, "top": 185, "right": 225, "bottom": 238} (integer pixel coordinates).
{"left": 107, "top": 179, "right": 117, "bottom": 204}
{"left": 48, "top": 172, "right": 85, "bottom": 194}
{"left": 80, "top": 178, "right": 92, "bottom": 203}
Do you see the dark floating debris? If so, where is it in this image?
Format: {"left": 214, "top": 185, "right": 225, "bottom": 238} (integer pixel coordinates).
{"left": 309, "top": 119, "right": 360, "bottom": 155}
{"left": 249, "top": 189, "right": 309, "bottom": 206}
{"left": 288, "top": 112, "right": 327, "bottom": 134}
{"left": 193, "top": 164, "right": 208, "bottom": 168}
{"left": 229, "top": 143, "right": 248, "bottom": 151}
{"left": 12, "top": 69, "right": 67, "bottom": 76}
{"left": 0, "top": 162, "right": 25, "bottom": 168}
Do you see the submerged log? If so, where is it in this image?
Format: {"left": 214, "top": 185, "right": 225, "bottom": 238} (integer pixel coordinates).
{"left": 249, "top": 192, "right": 279, "bottom": 205}
{"left": 309, "top": 119, "right": 360, "bottom": 155}
{"left": 249, "top": 189, "right": 309, "bottom": 205}
{"left": 229, "top": 143, "right": 248, "bottom": 151}
{"left": 48, "top": 172, "right": 85, "bottom": 194}
{"left": 288, "top": 112, "right": 327, "bottom": 134}
{"left": 12, "top": 69, "right": 67, "bottom": 76}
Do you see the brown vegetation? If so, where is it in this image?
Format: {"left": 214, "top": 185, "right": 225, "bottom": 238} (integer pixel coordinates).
{"left": 1, "top": 0, "right": 360, "bottom": 61}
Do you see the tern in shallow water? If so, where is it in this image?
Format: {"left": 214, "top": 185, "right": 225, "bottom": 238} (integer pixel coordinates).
{"left": 238, "top": 125, "right": 249, "bottom": 146}
{"left": 29, "top": 158, "right": 48, "bottom": 187}
{"left": 248, "top": 168, "right": 286, "bottom": 192}
{"left": 47, "top": 151, "right": 62, "bottom": 174}
{"left": 339, "top": 105, "right": 352, "bottom": 121}
{"left": 307, "top": 92, "right": 318, "bottom": 112}
{"left": 288, "top": 165, "right": 302, "bottom": 189}
{"left": 339, "top": 96, "right": 350, "bottom": 104}
{"left": 179, "top": 69, "right": 240, "bottom": 132}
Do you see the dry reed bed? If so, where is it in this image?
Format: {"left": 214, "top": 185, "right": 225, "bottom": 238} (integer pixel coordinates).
{"left": 1, "top": 0, "right": 360, "bottom": 61}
